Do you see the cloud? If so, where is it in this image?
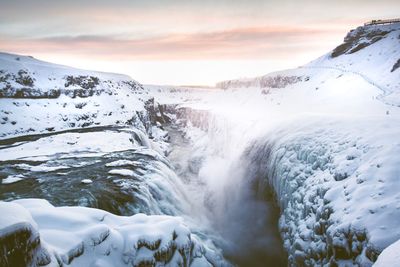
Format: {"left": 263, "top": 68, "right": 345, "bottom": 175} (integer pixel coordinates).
{"left": 0, "top": 26, "right": 346, "bottom": 60}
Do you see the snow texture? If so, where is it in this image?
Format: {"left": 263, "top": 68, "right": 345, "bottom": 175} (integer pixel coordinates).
{"left": 0, "top": 199, "right": 226, "bottom": 267}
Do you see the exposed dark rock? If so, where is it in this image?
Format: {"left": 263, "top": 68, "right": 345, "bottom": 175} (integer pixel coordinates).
{"left": 64, "top": 75, "right": 100, "bottom": 89}
{"left": 366, "top": 244, "right": 380, "bottom": 262}
{"left": 15, "top": 70, "right": 35, "bottom": 87}
{"left": 0, "top": 222, "right": 51, "bottom": 267}
{"left": 217, "top": 75, "right": 304, "bottom": 89}
{"left": 331, "top": 26, "right": 391, "bottom": 58}
{"left": 391, "top": 58, "right": 400, "bottom": 72}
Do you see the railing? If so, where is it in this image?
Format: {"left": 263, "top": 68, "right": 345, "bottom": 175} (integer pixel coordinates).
{"left": 364, "top": 18, "right": 400, "bottom": 26}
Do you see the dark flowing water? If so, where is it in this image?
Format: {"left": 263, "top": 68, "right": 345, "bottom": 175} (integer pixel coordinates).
{"left": 0, "top": 127, "right": 187, "bottom": 216}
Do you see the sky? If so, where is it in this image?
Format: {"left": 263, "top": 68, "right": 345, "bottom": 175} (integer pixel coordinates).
{"left": 0, "top": 0, "right": 399, "bottom": 85}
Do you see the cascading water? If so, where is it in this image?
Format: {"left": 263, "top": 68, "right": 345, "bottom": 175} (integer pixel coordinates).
{"left": 168, "top": 107, "right": 288, "bottom": 266}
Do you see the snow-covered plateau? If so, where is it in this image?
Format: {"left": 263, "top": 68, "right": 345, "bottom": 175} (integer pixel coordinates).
{"left": 1, "top": 22, "right": 400, "bottom": 266}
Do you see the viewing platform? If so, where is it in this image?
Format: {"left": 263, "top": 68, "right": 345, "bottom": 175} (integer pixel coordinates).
{"left": 364, "top": 18, "right": 400, "bottom": 26}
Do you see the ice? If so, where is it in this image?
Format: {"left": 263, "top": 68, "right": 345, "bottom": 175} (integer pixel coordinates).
{"left": 81, "top": 179, "right": 93, "bottom": 184}
{"left": 108, "top": 169, "right": 135, "bottom": 176}
{"left": 0, "top": 131, "right": 137, "bottom": 161}
{"left": 2, "top": 174, "right": 25, "bottom": 184}
{"left": 16, "top": 163, "right": 69, "bottom": 172}
{"left": 105, "top": 160, "right": 140, "bottom": 167}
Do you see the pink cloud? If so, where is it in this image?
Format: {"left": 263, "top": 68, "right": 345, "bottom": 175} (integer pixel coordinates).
{"left": 0, "top": 26, "right": 346, "bottom": 60}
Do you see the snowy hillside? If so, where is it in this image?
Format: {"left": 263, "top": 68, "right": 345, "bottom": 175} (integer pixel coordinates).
{"left": 308, "top": 23, "right": 400, "bottom": 106}
{"left": 217, "top": 23, "right": 400, "bottom": 105}
{"left": 0, "top": 52, "right": 153, "bottom": 139}
{"left": 0, "top": 52, "right": 142, "bottom": 97}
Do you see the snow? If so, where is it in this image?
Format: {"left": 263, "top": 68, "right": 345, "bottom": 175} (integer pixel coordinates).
{"left": 105, "top": 159, "right": 141, "bottom": 167}
{"left": 374, "top": 239, "right": 400, "bottom": 267}
{"left": 0, "top": 201, "right": 37, "bottom": 231}
{"left": 0, "top": 93, "right": 147, "bottom": 139}
{"left": 0, "top": 52, "right": 140, "bottom": 92}
{"left": 108, "top": 169, "right": 135, "bottom": 176}
{"left": 0, "top": 131, "right": 137, "bottom": 161}
{"left": 2, "top": 174, "right": 25, "bottom": 184}
{"left": 217, "top": 23, "right": 400, "bottom": 108}
{"left": 242, "top": 117, "right": 400, "bottom": 265}
{"left": 16, "top": 163, "right": 69, "bottom": 172}
{"left": 81, "top": 179, "right": 93, "bottom": 184}
{"left": 0, "top": 199, "right": 226, "bottom": 267}
{"left": 0, "top": 52, "right": 148, "bottom": 139}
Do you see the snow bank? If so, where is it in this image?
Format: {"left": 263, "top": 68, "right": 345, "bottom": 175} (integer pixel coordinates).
{"left": 0, "top": 199, "right": 227, "bottom": 267}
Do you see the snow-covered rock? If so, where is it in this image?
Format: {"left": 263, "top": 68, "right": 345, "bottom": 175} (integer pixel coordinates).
{"left": 0, "top": 201, "right": 51, "bottom": 267}
{"left": 0, "top": 199, "right": 226, "bottom": 267}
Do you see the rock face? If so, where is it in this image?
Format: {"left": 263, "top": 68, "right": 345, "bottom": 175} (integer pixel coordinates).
{"left": 391, "top": 58, "right": 400, "bottom": 72}
{"left": 0, "top": 223, "right": 51, "bottom": 267}
{"left": 331, "top": 26, "right": 393, "bottom": 58}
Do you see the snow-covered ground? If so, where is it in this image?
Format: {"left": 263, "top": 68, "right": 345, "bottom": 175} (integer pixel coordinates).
{"left": 1, "top": 22, "right": 400, "bottom": 266}
{"left": 0, "top": 52, "right": 148, "bottom": 139}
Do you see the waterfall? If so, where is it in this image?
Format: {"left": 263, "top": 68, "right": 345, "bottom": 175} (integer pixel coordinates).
{"left": 175, "top": 107, "right": 287, "bottom": 266}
